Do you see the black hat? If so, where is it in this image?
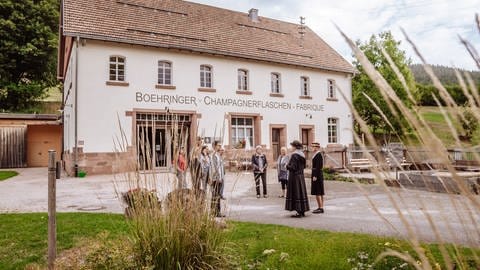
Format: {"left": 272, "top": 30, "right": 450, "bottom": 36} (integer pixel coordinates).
{"left": 290, "top": 140, "right": 303, "bottom": 149}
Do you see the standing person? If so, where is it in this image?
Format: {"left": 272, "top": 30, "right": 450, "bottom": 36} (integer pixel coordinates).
{"left": 219, "top": 148, "right": 226, "bottom": 200}
{"left": 210, "top": 142, "right": 225, "bottom": 217}
{"left": 277, "top": 147, "right": 289, "bottom": 198}
{"left": 285, "top": 140, "right": 309, "bottom": 218}
{"left": 199, "top": 145, "right": 211, "bottom": 192}
{"left": 251, "top": 145, "right": 268, "bottom": 198}
{"left": 190, "top": 137, "right": 203, "bottom": 197}
{"left": 176, "top": 146, "right": 187, "bottom": 189}
{"left": 310, "top": 142, "right": 325, "bottom": 214}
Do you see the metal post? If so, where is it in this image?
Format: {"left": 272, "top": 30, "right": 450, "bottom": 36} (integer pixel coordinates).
{"left": 47, "top": 150, "right": 56, "bottom": 270}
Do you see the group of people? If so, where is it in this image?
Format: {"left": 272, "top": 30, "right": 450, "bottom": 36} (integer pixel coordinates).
{"left": 252, "top": 140, "right": 325, "bottom": 218}
{"left": 176, "top": 140, "right": 227, "bottom": 218}
{"left": 176, "top": 138, "right": 325, "bottom": 219}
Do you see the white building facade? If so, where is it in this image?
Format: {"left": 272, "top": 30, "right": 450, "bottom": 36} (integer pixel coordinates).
{"left": 58, "top": 0, "right": 354, "bottom": 175}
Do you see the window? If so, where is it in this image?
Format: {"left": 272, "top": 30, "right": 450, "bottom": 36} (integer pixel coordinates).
{"left": 158, "top": 61, "right": 172, "bottom": 85}
{"left": 327, "top": 118, "right": 338, "bottom": 143}
{"left": 231, "top": 117, "right": 254, "bottom": 148}
{"left": 200, "top": 65, "right": 212, "bottom": 88}
{"left": 271, "top": 73, "right": 281, "bottom": 93}
{"left": 238, "top": 69, "right": 249, "bottom": 91}
{"left": 109, "top": 56, "right": 125, "bottom": 81}
{"left": 301, "top": 76, "right": 310, "bottom": 96}
{"left": 327, "top": 79, "right": 336, "bottom": 99}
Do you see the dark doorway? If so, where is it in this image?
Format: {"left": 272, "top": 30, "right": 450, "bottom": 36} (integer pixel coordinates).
{"left": 272, "top": 128, "right": 281, "bottom": 161}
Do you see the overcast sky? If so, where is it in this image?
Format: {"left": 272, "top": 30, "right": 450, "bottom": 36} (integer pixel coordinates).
{"left": 189, "top": 0, "right": 480, "bottom": 71}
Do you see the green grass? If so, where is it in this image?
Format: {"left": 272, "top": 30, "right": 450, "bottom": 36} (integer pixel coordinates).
{"left": 0, "top": 213, "right": 129, "bottom": 269}
{"left": 0, "top": 213, "right": 477, "bottom": 269}
{"left": 0, "top": 171, "right": 18, "bottom": 181}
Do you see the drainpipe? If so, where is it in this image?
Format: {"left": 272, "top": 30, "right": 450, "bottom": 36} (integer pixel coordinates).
{"left": 74, "top": 36, "right": 79, "bottom": 177}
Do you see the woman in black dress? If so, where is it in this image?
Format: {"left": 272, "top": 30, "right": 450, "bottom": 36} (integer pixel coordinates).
{"left": 310, "top": 142, "right": 325, "bottom": 214}
{"left": 285, "top": 140, "right": 310, "bottom": 217}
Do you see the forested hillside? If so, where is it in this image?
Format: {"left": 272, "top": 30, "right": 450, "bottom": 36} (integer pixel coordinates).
{"left": 410, "top": 64, "right": 480, "bottom": 85}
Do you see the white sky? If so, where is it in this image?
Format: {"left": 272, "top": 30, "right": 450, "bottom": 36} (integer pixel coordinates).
{"left": 189, "top": 0, "right": 480, "bottom": 71}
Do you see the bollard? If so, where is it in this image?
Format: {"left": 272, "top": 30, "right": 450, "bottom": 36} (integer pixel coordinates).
{"left": 47, "top": 150, "right": 56, "bottom": 270}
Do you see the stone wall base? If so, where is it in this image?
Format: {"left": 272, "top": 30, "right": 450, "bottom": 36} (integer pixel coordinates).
{"left": 62, "top": 144, "right": 348, "bottom": 176}
{"left": 63, "top": 147, "right": 136, "bottom": 176}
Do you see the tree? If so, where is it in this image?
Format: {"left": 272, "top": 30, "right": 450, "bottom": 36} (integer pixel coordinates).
{"left": 460, "top": 107, "right": 479, "bottom": 141}
{"left": 0, "top": 0, "right": 59, "bottom": 112}
{"left": 352, "top": 31, "right": 416, "bottom": 136}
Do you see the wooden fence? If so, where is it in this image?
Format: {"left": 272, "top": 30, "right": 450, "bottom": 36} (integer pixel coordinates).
{"left": 0, "top": 126, "right": 27, "bottom": 168}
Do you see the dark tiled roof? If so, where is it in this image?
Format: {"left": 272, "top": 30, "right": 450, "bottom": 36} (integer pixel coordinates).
{"left": 62, "top": 0, "right": 354, "bottom": 73}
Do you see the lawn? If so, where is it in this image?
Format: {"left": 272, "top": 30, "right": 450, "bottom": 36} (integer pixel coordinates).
{"left": 0, "top": 213, "right": 478, "bottom": 269}
{"left": 0, "top": 171, "right": 18, "bottom": 181}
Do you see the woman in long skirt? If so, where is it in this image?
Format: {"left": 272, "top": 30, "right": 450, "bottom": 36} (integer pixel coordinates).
{"left": 285, "top": 140, "right": 310, "bottom": 217}
{"left": 277, "top": 147, "right": 289, "bottom": 198}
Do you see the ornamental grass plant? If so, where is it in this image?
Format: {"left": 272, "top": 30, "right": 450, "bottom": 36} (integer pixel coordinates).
{"left": 334, "top": 15, "right": 480, "bottom": 269}
{"left": 108, "top": 119, "right": 233, "bottom": 269}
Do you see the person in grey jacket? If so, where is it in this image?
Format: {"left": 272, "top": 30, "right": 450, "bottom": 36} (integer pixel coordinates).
{"left": 210, "top": 142, "right": 225, "bottom": 217}
{"left": 251, "top": 145, "right": 268, "bottom": 198}
{"left": 277, "top": 147, "right": 289, "bottom": 198}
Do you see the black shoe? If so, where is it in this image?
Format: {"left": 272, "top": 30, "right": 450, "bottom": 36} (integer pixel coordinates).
{"left": 291, "top": 213, "right": 303, "bottom": 218}
{"left": 220, "top": 196, "right": 226, "bottom": 200}
{"left": 312, "top": 208, "right": 324, "bottom": 214}
{"left": 216, "top": 213, "right": 226, "bottom": 217}
{"left": 263, "top": 194, "right": 268, "bottom": 198}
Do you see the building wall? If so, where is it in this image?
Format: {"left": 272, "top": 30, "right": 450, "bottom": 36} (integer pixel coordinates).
{"left": 63, "top": 39, "right": 353, "bottom": 174}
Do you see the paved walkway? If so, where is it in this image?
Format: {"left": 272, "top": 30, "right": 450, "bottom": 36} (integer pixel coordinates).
{"left": 1, "top": 168, "right": 479, "bottom": 247}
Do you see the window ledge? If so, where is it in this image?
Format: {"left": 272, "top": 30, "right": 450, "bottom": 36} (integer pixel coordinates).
{"left": 106, "top": 81, "right": 129, "bottom": 87}
{"left": 326, "top": 97, "right": 338, "bottom": 102}
{"left": 198, "top": 87, "right": 216, "bottom": 93}
{"left": 299, "top": 95, "right": 312, "bottom": 100}
{"left": 269, "top": 93, "right": 284, "bottom": 98}
{"left": 236, "top": 90, "right": 252, "bottom": 95}
{"left": 155, "top": 84, "right": 176, "bottom": 90}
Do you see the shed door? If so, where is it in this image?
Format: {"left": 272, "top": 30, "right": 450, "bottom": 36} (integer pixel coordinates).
{"left": 0, "top": 126, "right": 27, "bottom": 168}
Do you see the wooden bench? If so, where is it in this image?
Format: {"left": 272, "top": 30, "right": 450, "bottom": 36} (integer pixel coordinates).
{"left": 386, "top": 157, "right": 412, "bottom": 170}
{"left": 349, "top": 158, "right": 375, "bottom": 172}
{"left": 453, "top": 165, "right": 480, "bottom": 172}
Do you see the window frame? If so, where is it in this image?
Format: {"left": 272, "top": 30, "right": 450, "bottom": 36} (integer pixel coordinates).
{"left": 327, "top": 79, "right": 336, "bottom": 99}
{"left": 270, "top": 72, "right": 281, "bottom": 93}
{"left": 327, "top": 117, "right": 339, "bottom": 144}
{"left": 200, "top": 64, "right": 213, "bottom": 88}
{"left": 158, "top": 60, "right": 173, "bottom": 85}
{"left": 231, "top": 116, "right": 254, "bottom": 148}
{"left": 300, "top": 76, "right": 310, "bottom": 97}
{"left": 109, "top": 55, "right": 126, "bottom": 82}
{"left": 237, "top": 69, "right": 249, "bottom": 91}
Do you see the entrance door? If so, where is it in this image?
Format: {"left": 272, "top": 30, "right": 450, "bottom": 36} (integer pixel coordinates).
{"left": 301, "top": 127, "right": 313, "bottom": 167}
{"left": 272, "top": 128, "right": 281, "bottom": 161}
{"left": 154, "top": 128, "right": 166, "bottom": 167}
{"left": 137, "top": 125, "right": 189, "bottom": 170}
{"left": 135, "top": 112, "right": 192, "bottom": 170}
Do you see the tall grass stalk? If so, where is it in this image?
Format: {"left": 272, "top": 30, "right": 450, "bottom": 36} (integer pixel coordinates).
{"left": 336, "top": 17, "right": 480, "bottom": 269}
